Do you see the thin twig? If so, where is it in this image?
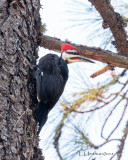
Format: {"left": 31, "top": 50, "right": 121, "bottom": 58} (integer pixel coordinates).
{"left": 106, "top": 97, "right": 128, "bottom": 140}
{"left": 101, "top": 80, "right": 128, "bottom": 139}
{"left": 117, "top": 118, "right": 128, "bottom": 160}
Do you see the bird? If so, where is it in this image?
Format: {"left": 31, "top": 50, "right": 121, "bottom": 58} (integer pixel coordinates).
{"left": 36, "top": 43, "right": 94, "bottom": 134}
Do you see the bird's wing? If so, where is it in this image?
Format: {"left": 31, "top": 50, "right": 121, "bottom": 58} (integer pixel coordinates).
{"left": 36, "top": 68, "right": 48, "bottom": 103}
{"left": 36, "top": 68, "right": 66, "bottom": 105}
{"left": 44, "top": 73, "right": 65, "bottom": 101}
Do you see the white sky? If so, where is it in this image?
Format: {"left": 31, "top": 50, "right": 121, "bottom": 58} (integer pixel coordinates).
{"left": 39, "top": 0, "right": 128, "bottom": 160}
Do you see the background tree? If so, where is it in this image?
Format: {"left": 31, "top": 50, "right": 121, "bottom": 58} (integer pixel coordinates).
{"left": 0, "top": 0, "right": 44, "bottom": 159}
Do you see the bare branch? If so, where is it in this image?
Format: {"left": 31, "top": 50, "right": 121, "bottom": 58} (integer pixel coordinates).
{"left": 40, "top": 35, "right": 128, "bottom": 68}
{"left": 90, "top": 65, "right": 114, "bottom": 78}
{"left": 89, "top": 0, "right": 128, "bottom": 57}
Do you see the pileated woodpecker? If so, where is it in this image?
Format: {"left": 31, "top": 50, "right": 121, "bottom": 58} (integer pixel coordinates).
{"left": 36, "top": 43, "right": 94, "bottom": 134}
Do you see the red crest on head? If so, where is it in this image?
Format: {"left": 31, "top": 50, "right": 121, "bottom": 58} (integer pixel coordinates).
{"left": 61, "top": 43, "right": 82, "bottom": 55}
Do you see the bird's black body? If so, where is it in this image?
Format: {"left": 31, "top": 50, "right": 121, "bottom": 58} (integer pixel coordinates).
{"left": 35, "top": 43, "right": 94, "bottom": 134}
{"left": 36, "top": 54, "right": 68, "bottom": 134}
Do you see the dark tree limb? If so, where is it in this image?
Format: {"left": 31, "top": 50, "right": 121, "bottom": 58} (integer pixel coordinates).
{"left": 89, "top": 0, "right": 128, "bottom": 57}
{"left": 40, "top": 35, "right": 128, "bottom": 68}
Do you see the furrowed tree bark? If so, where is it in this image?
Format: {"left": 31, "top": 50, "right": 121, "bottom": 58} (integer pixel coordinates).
{"left": 40, "top": 35, "right": 128, "bottom": 69}
{"left": 0, "top": 0, "right": 43, "bottom": 159}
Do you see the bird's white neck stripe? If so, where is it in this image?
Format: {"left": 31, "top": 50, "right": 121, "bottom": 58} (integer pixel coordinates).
{"left": 64, "top": 50, "right": 77, "bottom": 53}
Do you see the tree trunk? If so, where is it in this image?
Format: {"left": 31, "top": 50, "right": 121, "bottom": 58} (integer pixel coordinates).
{"left": 0, "top": 0, "right": 43, "bottom": 159}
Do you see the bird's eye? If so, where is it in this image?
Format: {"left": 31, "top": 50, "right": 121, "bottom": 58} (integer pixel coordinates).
{"left": 67, "top": 51, "right": 78, "bottom": 55}
{"left": 73, "top": 52, "right": 78, "bottom": 55}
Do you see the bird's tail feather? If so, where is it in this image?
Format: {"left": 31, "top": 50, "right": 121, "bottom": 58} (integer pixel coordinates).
{"left": 36, "top": 101, "right": 49, "bottom": 135}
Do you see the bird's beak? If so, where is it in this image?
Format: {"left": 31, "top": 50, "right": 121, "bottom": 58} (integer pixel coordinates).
{"left": 62, "top": 52, "right": 94, "bottom": 64}
{"left": 69, "top": 55, "right": 94, "bottom": 63}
